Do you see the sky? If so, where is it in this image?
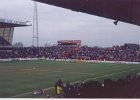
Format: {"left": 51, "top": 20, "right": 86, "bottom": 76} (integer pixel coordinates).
{"left": 0, "top": 0, "right": 140, "bottom": 47}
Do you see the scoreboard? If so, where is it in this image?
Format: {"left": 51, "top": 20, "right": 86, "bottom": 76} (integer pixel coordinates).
{"left": 58, "top": 40, "right": 81, "bottom": 46}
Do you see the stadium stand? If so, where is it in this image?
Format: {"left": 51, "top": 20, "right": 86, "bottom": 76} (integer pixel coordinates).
{"left": 0, "top": 18, "right": 31, "bottom": 47}
{"left": 124, "top": 43, "right": 140, "bottom": 50}
{"left": 0, "top": 43, "right": 140, "bottom": 62}
{"left": 0, "top": 36, "right": 11, "bottom": 46}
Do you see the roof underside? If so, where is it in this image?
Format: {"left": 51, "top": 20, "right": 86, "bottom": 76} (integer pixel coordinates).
{"left": 34, "top": 0, "right": 140, "bottom": 26}
{"left": 0, "top": 36, "right": 11, "bottom": 46}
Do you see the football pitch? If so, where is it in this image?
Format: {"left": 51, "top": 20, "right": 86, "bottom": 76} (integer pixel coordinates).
{"left": 0, "top": 60, "right": 140, "bottom": 98}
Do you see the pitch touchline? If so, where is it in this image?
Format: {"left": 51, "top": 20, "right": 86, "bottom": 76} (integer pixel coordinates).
{"left": 36, "top": 69, "right": 96, "bottom": 76}
{"left": 10, "top": 68, "right": 140, "bottom": 98}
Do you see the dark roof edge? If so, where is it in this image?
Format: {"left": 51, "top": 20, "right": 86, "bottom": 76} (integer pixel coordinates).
{"left": 0, "top": 18, "right": 32, "bottom": 27}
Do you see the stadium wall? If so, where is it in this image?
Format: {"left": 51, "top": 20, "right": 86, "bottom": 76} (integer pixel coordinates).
{"left": 0, "top": 58, "right": 140, "bottom": 65}
{"left": 55, "top": 59, "right": 140, "bottom": 65}
{"left": 0, "top": 58, "right": 40, "bottom": 62}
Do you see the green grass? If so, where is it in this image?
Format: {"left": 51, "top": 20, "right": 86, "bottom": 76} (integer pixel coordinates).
{"left": 0, "top": 60, "right": 140, "bottom": 98}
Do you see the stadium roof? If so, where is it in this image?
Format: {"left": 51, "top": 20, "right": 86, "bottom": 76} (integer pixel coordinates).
{"left": 34, "top": 0, "right": 140, "bottom": 26}
{"left": 0, "top": 18, "right": 32, "bottom": 28}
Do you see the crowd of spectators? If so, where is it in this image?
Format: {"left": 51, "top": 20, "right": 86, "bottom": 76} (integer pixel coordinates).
{"left": 0, "top": 44, "right": 140, "bottom": 62}
{"left": 53, "top": 73, "right": 140, "bottom": 98}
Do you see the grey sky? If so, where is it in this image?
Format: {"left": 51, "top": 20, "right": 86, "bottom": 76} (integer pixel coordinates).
{"left": 0, "top": 0, "right": 140, "bottom": 47}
